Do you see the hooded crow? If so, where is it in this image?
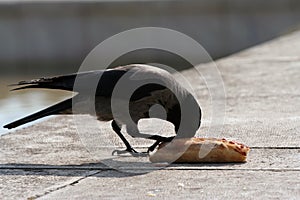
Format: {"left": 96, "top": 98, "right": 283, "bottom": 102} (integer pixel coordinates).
{"left": 4, "top": 64, "right": 201, "bottom": 156}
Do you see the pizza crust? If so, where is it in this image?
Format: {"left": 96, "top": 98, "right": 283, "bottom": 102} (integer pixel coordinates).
{"left": 149, "top": 137, "right": 250, "bottom": 163}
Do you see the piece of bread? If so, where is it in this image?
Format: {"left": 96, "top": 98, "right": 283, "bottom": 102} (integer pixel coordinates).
{"left": 149, "top": 137, "right": 250, "bottom": 163}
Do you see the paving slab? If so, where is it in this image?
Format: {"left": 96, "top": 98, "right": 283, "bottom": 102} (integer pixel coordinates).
{"left": 38, "top": 170, "right": 300, "bottom": 200}
{"left": 1, "top": 30, "right": 300, "bottom": 199}
{"left": 1, "top": 148, "right": 299, "bottom": 171}
{"left": 0, "top": 169, "right": 100, "bottom": 200}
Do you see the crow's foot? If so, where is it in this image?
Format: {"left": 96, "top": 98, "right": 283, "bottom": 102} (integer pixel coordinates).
{"left": 147, "top": 136, "right": 175, "bottom": 153}
{"left": 147, "top": 140, "right": 162, "bottom": 153}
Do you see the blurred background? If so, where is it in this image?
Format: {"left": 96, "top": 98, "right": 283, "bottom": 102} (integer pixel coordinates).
{"left": 1, "top": 0, "right": 300, "bottom": 135}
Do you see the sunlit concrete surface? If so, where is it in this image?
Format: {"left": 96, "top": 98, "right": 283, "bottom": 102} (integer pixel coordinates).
{"left": 1, "top": 30, "right": 300, "bottom": 199}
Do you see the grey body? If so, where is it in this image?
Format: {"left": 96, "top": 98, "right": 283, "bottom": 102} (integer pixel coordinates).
{"left": 4, "top": 64, "right": 201, "bottom": 152}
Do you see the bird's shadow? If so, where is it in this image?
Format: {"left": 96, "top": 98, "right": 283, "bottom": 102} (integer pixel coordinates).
{"left": 0, "top": 158, "right": 245, "bottom": 178}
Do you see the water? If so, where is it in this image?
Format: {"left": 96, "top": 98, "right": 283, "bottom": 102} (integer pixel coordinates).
{"left": 0, "top": 76, "right": 73, "bottom": 136}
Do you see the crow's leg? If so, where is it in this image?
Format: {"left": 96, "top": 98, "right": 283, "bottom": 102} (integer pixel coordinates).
{"left": 111, "top": 120, "right": 146, "bottom": 157}
{"left": 147, "top": 136, "right": 175, "bottom": 153}
{"left": 126, "top": 125, "right": 175, "bottom": 152}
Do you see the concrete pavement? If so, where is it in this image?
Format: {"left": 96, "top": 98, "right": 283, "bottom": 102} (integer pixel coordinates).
{"left": 1, "top": 30, "right": 300, "bottom": 199}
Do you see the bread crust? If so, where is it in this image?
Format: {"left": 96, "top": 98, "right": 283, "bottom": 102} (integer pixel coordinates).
{"left": 149, "top": 137, "right": 250, "bottom": 163}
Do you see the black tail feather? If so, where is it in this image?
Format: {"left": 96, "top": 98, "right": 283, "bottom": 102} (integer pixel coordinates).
{"left": 3, "top": 98, "right": 73, "bottom": 129}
